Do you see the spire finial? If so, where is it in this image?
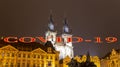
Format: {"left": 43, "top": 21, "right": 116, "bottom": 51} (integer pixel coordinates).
{"left": 86, "top": 51, "right": 90, "bottom": 62}
{"left": 48, "top": 10, "right": 54, "bottom": 31}
{"left": 50, "top": 10, "right": 53, "bottom": 22}
{"left": 63, "top": 17, "right": 69, "bottom": 33}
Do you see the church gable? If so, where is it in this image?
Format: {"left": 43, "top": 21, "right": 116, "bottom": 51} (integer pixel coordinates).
{"left": 32, "top": 48, "right": 47, "bottom": 54}
{"left": 0, "top": 45, "right": 18, "bottom": 51}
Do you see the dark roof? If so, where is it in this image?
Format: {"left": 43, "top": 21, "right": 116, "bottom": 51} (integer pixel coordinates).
{"left": 0, "top": 39, "right": 55, "bottom": 53}
{"left": 44, "top": 41, "right": 55, "bottom": 53}
{"left": 44, "top": 41, "right": 55, "bottom": 49}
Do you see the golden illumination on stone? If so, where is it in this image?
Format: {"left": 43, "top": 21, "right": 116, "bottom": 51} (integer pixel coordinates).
{"left": 101, "top": 49, "right": 120, "bottom": 67}
{"left": 0, "top": 45, "right": 59, "bottom": 67}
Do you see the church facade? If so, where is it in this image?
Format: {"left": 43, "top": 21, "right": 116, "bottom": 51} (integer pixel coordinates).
{"left": 45, "top": 15, "right": 74, "bottom": 60}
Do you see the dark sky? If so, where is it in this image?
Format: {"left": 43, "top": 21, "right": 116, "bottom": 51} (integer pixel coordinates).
{"left": 0, "top": 0, "right": 120, "bottom": 58}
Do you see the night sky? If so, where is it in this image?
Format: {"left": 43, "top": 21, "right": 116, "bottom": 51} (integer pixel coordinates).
{"left": 0, "top": 0, "right": 120, "bottom": 58}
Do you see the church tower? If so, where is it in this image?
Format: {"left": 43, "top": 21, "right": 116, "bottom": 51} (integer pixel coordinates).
{"left": 62, "top": 18, "right": 74, "bottom": 58}
{"left": 45, "top": 15, "right": 74, "bottom": 59}
{"left": 62, "top": 18, "right": 72, "bottom": 47}
{"left": 45, "top": 14, "right": 57, "bottom": 46}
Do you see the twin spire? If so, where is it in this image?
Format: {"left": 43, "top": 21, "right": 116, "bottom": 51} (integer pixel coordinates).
{"left": 48, "top": 14, "right": 70, "bottom": 33}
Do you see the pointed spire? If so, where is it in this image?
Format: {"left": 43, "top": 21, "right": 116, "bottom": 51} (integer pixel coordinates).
{"left": 63, "top": 17, "right": 70, "bottom": 33}
{"left": 86, "top": 51, "right": 90, "bottom": 62}
{"left": 50, "top": 11, "right": 53, "bottom": 23}
{"left": 48, "top": 11, "right": 55, "bottom": 31}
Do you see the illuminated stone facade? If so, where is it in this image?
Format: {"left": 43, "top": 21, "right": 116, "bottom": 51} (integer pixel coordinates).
{"left": 59, "top": 54, "right": 100, "bottom": 67}
{"left": 59, "top": 56, "right": 71, "bottom": 67}
{"left": 0, "top": 41, "right": 60, "bottom": 67}
{"left": 74, "top": 55, "right": 100, "bottom": 67}
{"left": 101, "top": 49, "right": 120, "bottom": 67}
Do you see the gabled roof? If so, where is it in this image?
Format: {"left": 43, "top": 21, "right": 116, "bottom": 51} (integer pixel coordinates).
{"left": 32, "top": 48, "right": 47, "bottom": 54}
{"left": 0, "top": 39, "right": 57, "bottom": 54}
{"left": 44, "top": 41, "right": 55, "bottom": 54}
{"left": 0, "top": 45, "right": 18, "bottom": 51}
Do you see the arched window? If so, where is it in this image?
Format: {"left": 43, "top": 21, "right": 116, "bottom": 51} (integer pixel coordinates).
{"left": 33, "top": 63, "right": 35, "bottom": 67}
{"left": 5, "top": 62, "right": 8, "bottom": 67}
{"left": 48, "top": 61, "right": 52, "bottom": 66}
{"left": 17, "top": 63, "right": 20, "bottom": 67}
{"left": 10, "top": 63, "right": 13, "bottom": 67}
{"left": 27, "top": 63, "right": 29, "bottom": 67}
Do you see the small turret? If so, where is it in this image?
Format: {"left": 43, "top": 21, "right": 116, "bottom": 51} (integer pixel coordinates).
{"left": 86, "top": 51, "right": 90, "bottom": 62}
